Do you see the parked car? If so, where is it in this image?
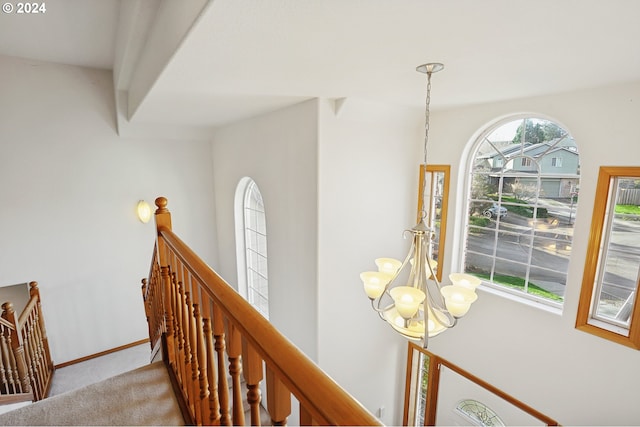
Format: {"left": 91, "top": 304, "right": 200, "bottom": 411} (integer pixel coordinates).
{"left": 483, "top": 203, "right": 507, "bottom": 218}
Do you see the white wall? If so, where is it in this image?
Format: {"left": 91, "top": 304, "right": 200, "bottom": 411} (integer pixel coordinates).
{"left": 316, "top": 98, "right": 424, "bottom": 425}
{"left": 0, "top": 55, "right": 217, "bottom": 364}
{"left": 211, "top": 99, "right": 319, "bottom": 359}
{"left": 425, "top": 81, "right": 640, "bottom": 425}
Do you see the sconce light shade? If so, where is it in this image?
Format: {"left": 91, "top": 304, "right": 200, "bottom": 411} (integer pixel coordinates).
{"left": 137, "top": 200, "right": 152, "bottom": 223}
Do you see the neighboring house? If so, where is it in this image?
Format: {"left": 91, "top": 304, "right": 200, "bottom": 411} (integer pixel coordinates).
{"left": 476, "top": 138, "right": 580, "bottom": 198}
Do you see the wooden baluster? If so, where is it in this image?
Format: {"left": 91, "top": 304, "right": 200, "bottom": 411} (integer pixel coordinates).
{"left": 161, "top": 265, "right": 175, "bottom": 364}
{"left": 195, "top": 298, "right": 212, "bottom": 425}
{"left": 29, "top": 282, "right": 52, "bottom": 375}
{"left": 28, "top": 311, "right": 45, "bottom": 395}
{"left": 1, "top": 303, "right": 30, "bottom": 396}
{"left": 155, "top": 269, "right": 165, "bottom": 353}
{"left": 242, "top": 339, "right": 264, "bottom": 426}
{"left": 186, "top": 272, "right": 203, "bottom": 425}
{"left": 25, "top": 313, "right": 42, "bottom": 399}
{"left": 203, "top": 316, "right": 221, "bottom": 424}
{"left": 212, "top": 304, "right": 230, "bottom": 426}
{"left": 183, "top": 290, "right": 194, "bottom": 417}
{"left": 141, "top": 278, "right": 152, "bottom": 347}
{"left": 23, "top": 322, "right": 42, "bottom": 400}
{"left": 0, "top": 328, "right": 17, "bottom": 394}
{"left": 151, "top": 269, "right": 162, "bottom": 345}
{"left": 227, "top": 324, "right": 245, "bottom": 427}
{"left": 5, "top": 341, "right": 18, "bottom": 394}
{"left": 33, "top": 311, "right": 50, "bottom": 399}
{"left": 173, "top": 273, "right": 185, "bottom": 384}
{"left": 266, "top": 367, "right": 291, "bottom": 426}
{"left": 190, "top": 302, "right": 202, "bottom": 425}
{"left": 299, "top": 405, "right": 314, "bottom": 426}
{"left": 0, "top": 330, "right": 9, "bottom": 394}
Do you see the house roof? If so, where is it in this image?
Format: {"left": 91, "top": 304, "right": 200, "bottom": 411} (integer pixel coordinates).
{"left": 479, "top": 139, "right": 578, "bottom": 161}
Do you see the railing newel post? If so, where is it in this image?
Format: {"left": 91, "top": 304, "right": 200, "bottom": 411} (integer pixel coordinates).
{"left": 155, "top": 197, "right": 176, "bottom": 364}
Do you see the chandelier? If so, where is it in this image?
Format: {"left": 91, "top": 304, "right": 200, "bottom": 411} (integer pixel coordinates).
{"left": 360, "top": 63, "right": 480, "bottom": 348}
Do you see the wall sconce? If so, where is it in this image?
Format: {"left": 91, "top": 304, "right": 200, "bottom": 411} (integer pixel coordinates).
{"left": 136, "top": 200, "right": 152, "bottom": 223}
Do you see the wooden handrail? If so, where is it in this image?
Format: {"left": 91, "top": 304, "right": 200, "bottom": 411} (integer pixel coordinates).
{"left": 144, "top": 197, "right": 380, "bottom": 426}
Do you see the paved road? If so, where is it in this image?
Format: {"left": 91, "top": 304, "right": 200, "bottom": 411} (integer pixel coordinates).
{"left": 465, "top": 198, "right": 640, "bottom": 298}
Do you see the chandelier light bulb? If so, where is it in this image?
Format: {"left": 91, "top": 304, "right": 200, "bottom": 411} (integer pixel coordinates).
{"left": 360, "top": 271, "right": 392, "bottom": 299}
{"left": 390, "top": 287, "right": 426, "bottom": 319}
{"left": 449, "top": 273, "right": 482, "bottom": 290}
{"left": 441, "top": 285, "right": 478, "bottom": 317}
{"left": 375, "top": 258, "right": 402, "bottom": 275}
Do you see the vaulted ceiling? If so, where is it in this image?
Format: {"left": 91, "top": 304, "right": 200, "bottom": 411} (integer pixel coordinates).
{"left": 1, "top": 0, "right": 639, "bottom": 138}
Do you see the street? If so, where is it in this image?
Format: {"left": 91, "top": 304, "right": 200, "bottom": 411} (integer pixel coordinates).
{"left": 464, "top": 198, "right": 640, "bottom": 302}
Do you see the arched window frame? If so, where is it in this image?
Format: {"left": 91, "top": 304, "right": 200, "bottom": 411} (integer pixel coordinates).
{"left": 459, "top": 114, "right": 580, "bottom": 310}
{"left": 234, "top": 177, "right": 269, "bottom": 319}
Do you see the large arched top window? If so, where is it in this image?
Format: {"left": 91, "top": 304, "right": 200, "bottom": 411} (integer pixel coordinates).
{"left": 462, "top": 116, "right": 580, "bottom": 309}
{"left": 235, "top": 178, "right": 269, "bottom": 319}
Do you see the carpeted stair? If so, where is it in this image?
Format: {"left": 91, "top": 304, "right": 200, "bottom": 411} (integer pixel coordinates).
{"left": 0, "top": 361, "right": 184, "bottom": 426}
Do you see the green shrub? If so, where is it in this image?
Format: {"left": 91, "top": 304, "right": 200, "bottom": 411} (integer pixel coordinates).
{"left": 489, "top": 195, "right": 548, "bottom": 218}
{"left": 469, "top": 216, "right": 490, "bottom": 228}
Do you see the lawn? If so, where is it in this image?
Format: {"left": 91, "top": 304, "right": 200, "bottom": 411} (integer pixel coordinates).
{"left": 497, "top": 195, "right": 549, "bottom": 218}
{"left": 615, "top": 204, "right": 640, "bottom": 216}
{"left": 472, "top": 272, "right": 563, "bottom": 302}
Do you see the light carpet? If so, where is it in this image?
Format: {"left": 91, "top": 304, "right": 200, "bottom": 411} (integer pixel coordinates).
{"left": 0, "top": 361, "right": 184, "bottom": 426}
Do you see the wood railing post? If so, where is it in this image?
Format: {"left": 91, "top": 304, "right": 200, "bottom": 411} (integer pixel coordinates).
{"left": 227, "top": 324, "right": 245, "bottom": 426}
{"left": 266, "top": 367, "right": 291, "bottom": 426}
{"left": 155, "top": 197, "right": 175, "bottom": 362}
{"left": 1, "top": 303, "right": 30, "bottom": 395}
{"left": 203, "top": 316, "right": 221, "bottom": 425}
{"left": 140, "top": 278, "right": 154, "bottom": 351}
{"left": 242, "top": 339, "right": 264, "bottom": 426}
{"left": 188, "top": 299, "right": 201, "bottom": 424}
{"left": 212, "top": 304, "right": 231, "bottom": 426}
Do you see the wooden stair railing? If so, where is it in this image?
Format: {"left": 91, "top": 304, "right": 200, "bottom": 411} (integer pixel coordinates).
{"left": 142, "top": 197, "right": 381, "bottom": 426}
{"left": 0, "top": 282, "right": 54, "bottom": 404}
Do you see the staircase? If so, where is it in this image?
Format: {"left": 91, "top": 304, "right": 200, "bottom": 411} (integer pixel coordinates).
{"left": 0, "top": 282, "right": 54, "bottom": 406}
{"left": 0, "top": 361, "right": 184, "bottom": 425}
{"left": 0, "top": 197, "right": 381, "bottom": 426}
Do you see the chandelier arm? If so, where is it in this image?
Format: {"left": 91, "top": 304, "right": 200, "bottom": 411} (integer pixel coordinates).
{"left": 424, "top": 256, "right": 456, "bottom": 328}
{"left": 370, "top": 298, "right": 395, "bottom": 314}
{"left": 426, "top": 291, "right": 456, "bottom": 327}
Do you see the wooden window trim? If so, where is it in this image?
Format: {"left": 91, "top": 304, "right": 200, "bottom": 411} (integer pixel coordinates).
{"left": 575, "top": 166, "right": 640, "bottom": 349}
{"left": 416, "top": 164, "right": 450, "bottom": 282}
{"left": 403, "top": 342, "right": 558, "bottom": 426}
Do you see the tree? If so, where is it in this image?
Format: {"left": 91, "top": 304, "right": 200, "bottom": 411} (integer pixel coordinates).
{"left": 512, "top": 120, "right": 543, "bottom": 144}
{"left": 512, "top": 119, "right": 564, "bottom": 145}
{"left": 510, "top": 180, "right": 540, "bottom": 201}
{"left": 542, "top": 121, "right": 564, "bottom": 140}
{"left": 470, "top": 168, "right": 495, "bottom": 201}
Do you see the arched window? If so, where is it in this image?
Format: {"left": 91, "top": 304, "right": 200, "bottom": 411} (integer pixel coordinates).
{"left": 462, "top": 116, "right": 580, "bottom": 308}
{"left": 235, "top": 178, "right": 269, "bottom": 319}
{"left": 455, "top": 399, "right": 505, "bottom": 427}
